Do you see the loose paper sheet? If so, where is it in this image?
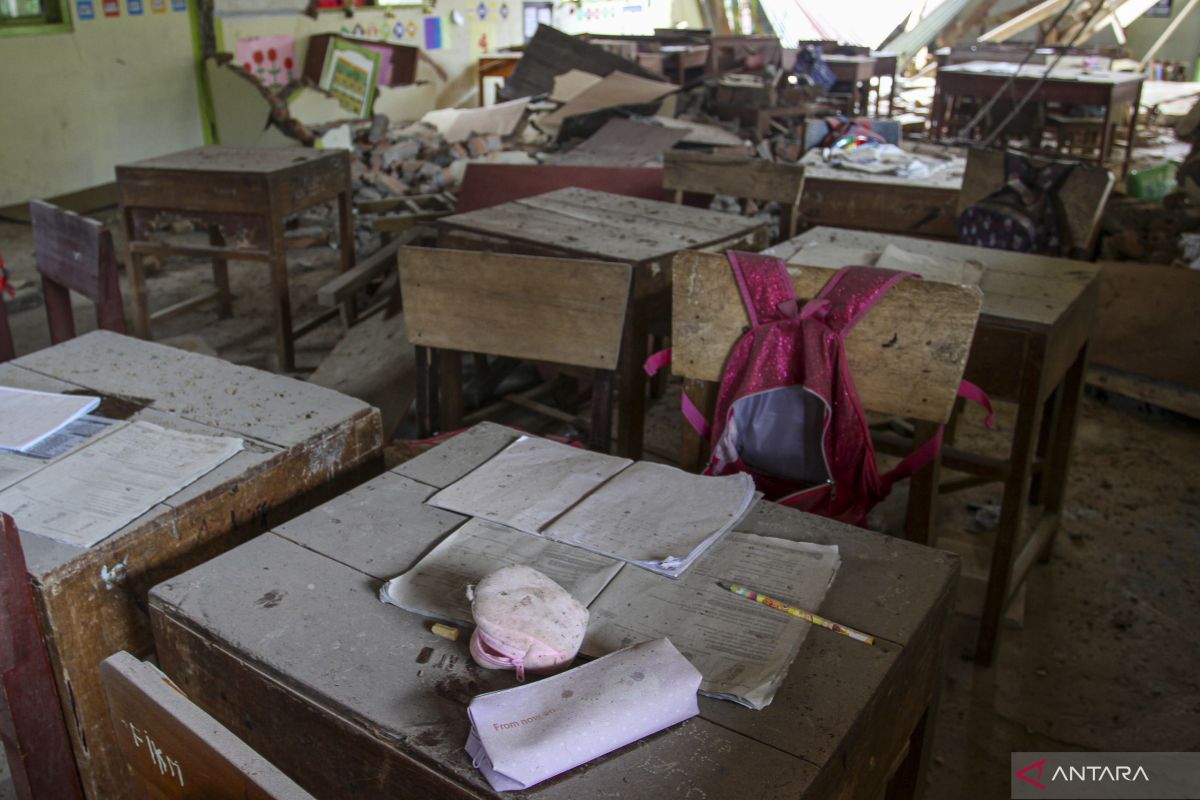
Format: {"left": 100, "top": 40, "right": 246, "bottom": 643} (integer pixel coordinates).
{"left": 544, "top": 462, "right": 755, "bottom": 575}
{"left": 582, "top": 533, "right": 841, "bottom": 709}
{"left": 427, "top": 436, "right": 631, "bottom": 534}
{"left": 0, "top": 386, "right": 99, "bottom": 453}
{"left": 380, "top": 517, "right": 624, "bottom": 625}
{"left": 0, "top": 421, "right": 243, "bottom": 547}
{"left": 0, "top": 415, "right": 115, "bottom": 492}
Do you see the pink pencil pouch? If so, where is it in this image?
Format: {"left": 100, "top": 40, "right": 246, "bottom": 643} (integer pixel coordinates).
{"left": 465, "top": 638, "right": 702, "bottom": 792}
{"left": 467, "top": 565, "right": 588, "bottom": 681}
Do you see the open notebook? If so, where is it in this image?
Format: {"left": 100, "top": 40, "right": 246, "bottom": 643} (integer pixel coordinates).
{"left": 380, "top": 517, "right": 841, "bottom": 710}
{"left": 424, "top": 436, "right": 757, "bottom": 578}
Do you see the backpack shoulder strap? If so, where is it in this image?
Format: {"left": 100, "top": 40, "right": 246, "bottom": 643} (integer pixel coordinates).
{"left": 726, "top": 251, "right": 798, "bottom": 327}
{"left": 814, "top": 266, "right": 916, "bottom": 335}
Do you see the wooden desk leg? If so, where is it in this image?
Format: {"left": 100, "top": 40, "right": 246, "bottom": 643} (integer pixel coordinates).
{"left": 616, "top": 309, "right": 649, "bottom": 460}
{"left": 122, "top": 207, "right": 152, "bottom": 340}
{"left": 887, "top": 75, "right": 897, "bottom": 118}
{"left": 976, "top": 361, "right": 1045, "bottom": 665}
{"left": 268, "top": 217, "right": 295, "bottom": 373}
{"left": 208, "top": 225, "right": 233, "bottom": 319}
{"left": 930, "top": 89, "right": 945, "bottom": 141}
{"left": 336, "top": 189, "right": 357, "bottom": 324}
{"left": 0, "top": 514, "right": 85, "bottom": 800}
{"left": 903, "top": 421, "right": 942, "bottom": 547}
{"left": 414, "top": 346, "right": 432, "bottom": 438}
{"left": 1098, "top": 102, "right": 1114, "bottom": 168}
{"left": 680, "top": 378, "right": 716, "bottom": 472}
{"left": 439, "top": 349, "right": 464, "bottom": 432}
{"left": 1029, "top": 385, "right": 1063, "bottom": 507}
{"left": 1038, "top": 343, "right": 1089, "bottom": 562}
{"left": 1122, "top": 83, "right": 1142, "bottom": 178}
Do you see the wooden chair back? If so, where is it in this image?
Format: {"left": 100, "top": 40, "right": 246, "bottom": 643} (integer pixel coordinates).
{"left": 100, "top": 651, "right": 315, "bottom": 800}
{"left": 956, "top": 148, "right": 1114, "bottom": 260}
{"left": 663, "top": 151, "right": 806, "bottom": 241}
{"left": 0, "top": 296, "right": 14, "bottom": 362}
{"left": 399, "top": 246, "right": 633, "bottom": 452}
{"left": 0, "top": 513, "right": 85, "bottom": 800}
{"left": 30, "top": 199, "right": 126, "bottom": 344}
{"left": 670, "top": 250, "right": 983, "bottom": 470}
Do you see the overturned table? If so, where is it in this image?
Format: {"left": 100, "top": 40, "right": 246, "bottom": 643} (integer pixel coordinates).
{"left": 150, "top": 422, "right": 958, "bottom": 799}
{"left": 0, "top": 331, "right": 382, "bottom": 800}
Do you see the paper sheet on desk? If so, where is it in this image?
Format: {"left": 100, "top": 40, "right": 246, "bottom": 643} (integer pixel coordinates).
{"left": 582, "top": 533, "right": 840, "bottom": 709}
{"left": 466, "top": 638, "right": 701, "bottom": 792}
{"left": 427, "top": 436, "right": 757, "bottom": 578}
{"left": 0, "top": 416, "right": 116, "bottom": 492}
{"left": 0, "top": 386, "right": 99, "bottom": 453}
{"left": 0, "top": 421, "right": 243, "bottom": 547}
{"left": 878, "top": 243, "right": 984, "bottom": 287}
{"left": 379, "top": 518, "right": 624, "bottom": 625}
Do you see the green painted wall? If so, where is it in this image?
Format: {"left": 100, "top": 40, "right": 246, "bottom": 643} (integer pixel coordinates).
{"left": 1125, "top": 2, "right": 1200, "bottom": 76}
{"left": 0, "top": 2, "right": 202, "bottom": 206}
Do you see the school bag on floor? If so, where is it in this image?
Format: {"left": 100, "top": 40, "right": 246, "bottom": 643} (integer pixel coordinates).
{"left": 647, "top": 251, "right": 990, "bottom": 527}
{"left": 958, "top": 152, "right": 1074, "bottom": 255}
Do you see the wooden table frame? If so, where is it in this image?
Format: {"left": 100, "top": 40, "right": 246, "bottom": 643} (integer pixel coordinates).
{"left": 872, "top": 52, "right": 899, "bottom": 117}
{"left": 930, "top": 65, "right": 1144, "bottom": 177}
{"left": 823, "top": 55, "right": 877, "bottom": 116}
{"left": 434, "top": 188, "right": 768, "bottom": 459}
{"left": 148, "top": 421, "right": 959, "bottom": 800}
{"left": 116, "top": 146, "right": 356, "bottom": 373}
{"left": 771, "top": 229, "right": 1100, "bottom": 665}
{"left": 0, "top": 331, "right": 382, "bottom": 800}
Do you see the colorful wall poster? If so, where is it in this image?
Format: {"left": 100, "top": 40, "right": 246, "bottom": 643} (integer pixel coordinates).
{"left": 469, "top": 18, "right": 496, "bottom": 57}
{"left": 102, "top": 0, "right": 119, "bottom": 16}
{"left": 170, "top": 0, "right": 185, "bottom": 12}
{"left": 76, "top": 0, "right": 94, "bottom": 19}
{"left": 236, "top": 35, "right": 298, "bottom": 91}
{"left": 318, "top": 39, "right": 381, "bottom": 118}
{"left": 150, "top": 0, "right": 165, "bottom": 12}
{"left": 127, "top": 0, "right": 142, "bottom": 15}
{"left": 423, "top": 15, "right": 442, "bottom": 49}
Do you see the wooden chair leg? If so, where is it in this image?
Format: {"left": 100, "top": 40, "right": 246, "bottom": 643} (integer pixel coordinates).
{"left": 648, "top": 334, "right": 669, "bottom": 400}
{"left": 680, "top": 378, "right": 716, "bottom": 473}
{"left": 123, "top": 207, "right": 153, "bottom": 340}
{"left": 439, "top": 350, "right": 464, "bottom": 433}
{"left": 41, "top": 279, "right": 77, "bottom": 345}
{"left": 267, "top": 217, "right": 295, "bottom": 373}
{"left": 590, "top": 369, "right": 615, "bottom": 453}
{"left": 902, "top": 421, "right": 942, "bottom": 547}
{"left": 414, "top": 346, "right": 432, "bottom": 438}
{"left": 616, "top": 306, "right": 649, "bottom": 460}
{"left": 0, "top": 514, "right": 85, "bottom": 800}
{"left": 0, "top": 300, "right": 15, "bottom": 362}
{"left": 208, "top": 225, "right": 233, "bottom": 319}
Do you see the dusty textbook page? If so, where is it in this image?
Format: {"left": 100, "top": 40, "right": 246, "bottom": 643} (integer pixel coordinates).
{"left": 380, "top": 517, "right": 625, "bottom": 625}
{"left": 0, "top": 421, "right": 243, "bottom": 548}
{"left": 543, "top": 461, "right": 756, "bottom": 577}
{"left": 581, "top": 532, "right": 841, "bottom": 709}
{"left": 426, "top": 436, "right": 631, "bottom": 533}
{"left": 0, "top": 385, "right": 99, "bottom": 452}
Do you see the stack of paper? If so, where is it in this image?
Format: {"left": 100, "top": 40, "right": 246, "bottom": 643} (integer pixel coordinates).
{"left": 426, "top": 436, "right": 756, "bottom": 578}
{"left": 0, "top": 386, "right": 100, "bottom": 453}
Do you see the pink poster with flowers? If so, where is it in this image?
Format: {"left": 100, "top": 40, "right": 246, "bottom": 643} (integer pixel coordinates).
{"left": 236, "top": 36, "right": 297, "bottom": 92}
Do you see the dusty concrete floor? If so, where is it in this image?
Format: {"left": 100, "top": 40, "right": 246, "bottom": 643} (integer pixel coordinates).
{"left": 1, "top": 210, "right": 1197, "bottom": 798}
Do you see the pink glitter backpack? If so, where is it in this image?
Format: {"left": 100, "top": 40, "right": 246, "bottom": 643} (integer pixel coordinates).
{"left": 652, "top": 251, "right": 989, "bottom": 527}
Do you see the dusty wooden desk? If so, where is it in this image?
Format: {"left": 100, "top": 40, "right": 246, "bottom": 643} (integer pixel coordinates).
{"left": 0, "top": 331, "right": 382, "bottom": 799}
{"left": 149, "top": 421, "right": 958, "bottom": 800}
{"left": 768, "top": 228, "right": 1100, "bottom": 665}
{"left": 823, "top": 54, "right": 877, "bottom": 116}
{"left": 930, "top": 63, "right": 1144, "bottom": 176}
{"left": 116, "top": 146, "right": 356, "bottom": 373}
{"left": 437, "top": 187, "right": 768, "bottom": 459}
{"left": 797, "top": 152, "right": 965, "bottom": 239}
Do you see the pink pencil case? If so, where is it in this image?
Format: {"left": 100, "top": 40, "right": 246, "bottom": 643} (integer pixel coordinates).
{"left": 465, "top": 638, "right": 701, "bottom": 792}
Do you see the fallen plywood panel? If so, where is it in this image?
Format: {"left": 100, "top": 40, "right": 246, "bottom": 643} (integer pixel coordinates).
{"left": 420, "top": 97, "right": 530, "bottom": 143}
{"left": 205, "top": 57, "right": 300, "bottom": 149}
{"left": 540, "top": 71, "right": 676, "bottom": 130}
{"left": 454, "top": 163, "right": 668, "bottom": 213}
{"left": 289, "top": 86, "right": 354, "bottom": 127}
{"left": 501, "top": 24, "right": 663, "bottom": 101}
{"left": 375, "top": 82, "right": 441, "bottom": 123}
{"left": 309, "top": 308, "right": 414, "bottom": 438}
{"left": 551, "top": 69, "right": 604, "bottom": 102}
{"left": 653, "top": 116, "right": 747, "bottom": 147}
{"left": 1092, "top": 261, "right": 1200, "bottom": 390}
{"left": 556, "top": 118, "right": 687, "bottom": 166}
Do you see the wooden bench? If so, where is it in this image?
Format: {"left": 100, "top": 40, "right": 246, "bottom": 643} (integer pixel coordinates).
{"left": 399, "top": 246, "right": 632, "bottom": 453}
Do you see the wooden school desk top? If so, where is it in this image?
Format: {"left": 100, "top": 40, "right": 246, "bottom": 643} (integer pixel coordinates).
{"left": 437, "top": 186, "right": 769, "bottom": 267}
{"left": 0, "top": 331, "right": 382, "bottom": 800}
{"left": 766, "top": 227, "right": 1100, "bottom": 332}
{"left": 149, "top": 422, "right": 958, "bottom": 800}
